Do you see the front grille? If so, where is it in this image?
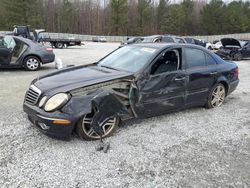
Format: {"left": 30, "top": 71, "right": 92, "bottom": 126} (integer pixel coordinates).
{"left": 25, "top": 85, "right": 41, "bottom": 105}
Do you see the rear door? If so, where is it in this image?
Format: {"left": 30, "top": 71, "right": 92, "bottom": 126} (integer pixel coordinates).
{"left": 184, "top": 47, "right": 218, "bottom": 107}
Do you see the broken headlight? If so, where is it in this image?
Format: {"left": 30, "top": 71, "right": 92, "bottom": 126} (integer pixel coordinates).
{"left": 44, "top": 93, "right": 70, "bottom": 112}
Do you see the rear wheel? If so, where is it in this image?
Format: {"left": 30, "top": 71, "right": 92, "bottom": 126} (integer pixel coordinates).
{"left": 55, "top": 42, "right": 64, "bottom": 49}
{"left": 206, "top": 83, "right": 226, "bottom": 108}
{"left": 76, "top": 109, "right": 119, "bottom": 141}
{"left": 24, "top": 56, "right": 40, "bottom": 71}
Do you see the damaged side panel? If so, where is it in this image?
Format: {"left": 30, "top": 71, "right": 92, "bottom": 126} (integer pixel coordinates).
{"left": 61, "top": 79, "right": 136, "bottom": 134}
{"left": 129, "top": 72, "right": 186, "bottom": 118}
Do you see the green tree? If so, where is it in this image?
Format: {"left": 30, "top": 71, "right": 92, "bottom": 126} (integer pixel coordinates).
{"left": 201, "top": 0, "right": 226, "bottom": 35}
{"left": 61, "top": 0, "right": 74, "bottom": 33}
{"left": 137, "top": 0, "right": 153, "bottom": 35}
{"left": 181, "top": 0, "right": 194, "bottom": 35}
{"left": 157, "top": 0, "right": 169, "bottom": 34}
{"left": 162, "top": 4, "right": 185, "bottom": 35}
{"left": 223, "top": 1, "right": 249, "bottom": 33}
{"left": 1, "top": 0, "right": 43, "bottom": 30}
{"left": 110, "top": 0, "right": 128, "bottom": 35}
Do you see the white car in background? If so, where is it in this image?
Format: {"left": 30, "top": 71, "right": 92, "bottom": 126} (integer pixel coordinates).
{"left": 198, "top": 39, "right": 213, "bottom": 50}
{"left": 212, "top": 41, "right": 223, "bottom": 50}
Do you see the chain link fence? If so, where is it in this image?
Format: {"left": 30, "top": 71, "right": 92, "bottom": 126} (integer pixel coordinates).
{"left": 1, "top": 31, "right": 250, "bottom": 43}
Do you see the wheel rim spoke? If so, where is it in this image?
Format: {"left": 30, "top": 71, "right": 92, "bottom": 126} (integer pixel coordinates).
{"left": 211, "top": 85, "right": 225, "bottom": 107}
{"left": 82, "top": 115, "right": 117, "bottom": 139}
{"left": 87, "top": 128, "right": 96, "bottom": 136}
{"left": 27, "top": 58, "right": 39, "bottom": 70}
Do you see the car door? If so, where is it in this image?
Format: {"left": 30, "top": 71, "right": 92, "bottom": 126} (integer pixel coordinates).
{"left": 131, "top": 48, "right": 186, "bottom": 118}
{"left": 184, "top": 47, "right": 218, "bottom": 107}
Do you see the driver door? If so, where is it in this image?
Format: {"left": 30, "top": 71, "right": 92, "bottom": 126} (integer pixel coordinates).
{"left": 131, "top": 48, "right": 186, "bottom": 118}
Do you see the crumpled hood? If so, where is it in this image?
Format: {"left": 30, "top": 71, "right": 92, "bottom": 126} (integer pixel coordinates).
{"left": 221, "top": 38, "right": 241, "bottom": 48}
{"left": 33, "top": 65, "right": 133, "bottom": 93}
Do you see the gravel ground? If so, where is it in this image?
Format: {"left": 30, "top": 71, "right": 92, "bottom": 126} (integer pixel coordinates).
{"left": 0, "top": 42, "right": 249, "bottom": 187}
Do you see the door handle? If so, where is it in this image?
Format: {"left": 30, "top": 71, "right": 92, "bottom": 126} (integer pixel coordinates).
{"left": 210, "top": 72, "right": 217, "bottom": 75}
{"left": 174, "top": 76, "right": 185, "bottom": 81}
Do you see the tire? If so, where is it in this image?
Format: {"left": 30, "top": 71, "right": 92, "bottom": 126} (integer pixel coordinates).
{"left": 76, "top": 109, "right": 120, "bottom": 141}
{"left": 55, "top": 42, "right": 64, "bottom": 49}
{"left": 206, "top": 83, "right": 226, "bottom": 109}
{"left": 23, "top": 56, "right": 41, "bottom": 71}
{"left": 233, "top": 53, "right": 242, "bottom": 61}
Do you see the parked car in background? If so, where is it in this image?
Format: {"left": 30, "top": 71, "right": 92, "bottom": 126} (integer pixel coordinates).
{"left": 216, "top": 38, "right": 250, "bottom": 60}
{"left": 141, "top": 35, "right": 162, "bottom": 43}
{"left": 92, "top": 36, "right": 107, "bottom": 42}
{"left": 141, "top": 35, "right": 185, "bottom": 44}
{"left": 23, "top": 43, "right": 239, "bottom": 140}
{"left": 122, "top": 37, "right": 144, "bottom": 45}
{"left": 175, "top": 37, "right": 186, "bottom": 43}
{"left": 183, "top": 37, "right": 212, "bottom": 50}
{"left": 0, "top": 35, "right": 55, "bottom": 71}
{"left": 198, "top": 39, "right": 213, "bottom": 50}
{"left": 212, "top": 41, "right": 223, "bottom": 50}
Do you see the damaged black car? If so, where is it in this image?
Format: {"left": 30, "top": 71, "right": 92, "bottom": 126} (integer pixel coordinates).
{"left": 215, "top": 38, "right": 250, "bottom": 61}
{"left": 23, "top": 43, "right": 239, "bottom": 140}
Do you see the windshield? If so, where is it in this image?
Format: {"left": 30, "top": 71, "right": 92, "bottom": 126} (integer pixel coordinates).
{"left": 98, "top": 46, "right": 157, "bottom": 73}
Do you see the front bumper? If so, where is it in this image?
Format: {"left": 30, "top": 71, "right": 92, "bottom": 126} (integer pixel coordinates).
{"left": 23, "top": 103, "right": 76, "bottom": 140}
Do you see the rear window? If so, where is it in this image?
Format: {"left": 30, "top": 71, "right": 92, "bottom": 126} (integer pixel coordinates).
{"left": 205, "top": 53, "right": 217, "bottom": 65}
{"left": 185, "top": 48, "right": 206, "bottom": 68}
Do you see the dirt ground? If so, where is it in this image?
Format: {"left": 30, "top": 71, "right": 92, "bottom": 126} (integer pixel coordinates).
{"left": 0, "top": 42, "right": 249, "bottom": 187}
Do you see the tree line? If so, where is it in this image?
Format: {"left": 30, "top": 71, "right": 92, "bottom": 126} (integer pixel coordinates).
{"left": 0, "top": 0, "right": 249, "bottom": 36}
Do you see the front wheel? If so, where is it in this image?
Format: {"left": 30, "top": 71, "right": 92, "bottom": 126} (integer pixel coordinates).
{"left": 206, "top": 83, "right": 226, "bottom": 108}
{"left": 76, "top": 110, "right": 119, "bottom": 141}
{"left": 24, "top": 56, "right": 41, "bottom": 71}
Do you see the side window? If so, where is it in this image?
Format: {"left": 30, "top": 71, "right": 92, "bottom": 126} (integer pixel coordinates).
{"left": 205, "top": 53, "right": 217, "bottom": 65}
{"left": 151, "top": 49, "right": 181, "bottom": 75}
{"left": 185, "top": 48, "right": 206, "bottom": 69}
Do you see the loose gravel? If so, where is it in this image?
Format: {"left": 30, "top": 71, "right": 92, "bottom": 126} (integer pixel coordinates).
{"left": 0, "top": 42, "right": 249, "bottom": 187}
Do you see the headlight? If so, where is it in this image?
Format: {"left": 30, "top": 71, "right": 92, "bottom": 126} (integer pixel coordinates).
{"left": 44, "top": 93, "right": 70, "bottom": 112}
{"left": 39, "top": 96, "right": 48, "bottom": 108}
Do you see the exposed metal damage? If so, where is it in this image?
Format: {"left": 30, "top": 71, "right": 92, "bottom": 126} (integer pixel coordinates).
{"left": 63, "top": 78, "right": 136, "bottom": 136}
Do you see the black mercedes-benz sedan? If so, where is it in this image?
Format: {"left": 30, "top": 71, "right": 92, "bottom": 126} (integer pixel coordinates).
{"left": 23, "top": 43, "right": 239, "bottom": 140}
{"left": 0, "top": 35, "right": 55, "bottom": 71}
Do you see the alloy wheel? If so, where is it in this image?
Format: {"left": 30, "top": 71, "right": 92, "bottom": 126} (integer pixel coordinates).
{"left": 211, "top": 85, "right": 225, "bottom": 107}
{"left": 81, "top": 113, "right": 118, "bottom": 139}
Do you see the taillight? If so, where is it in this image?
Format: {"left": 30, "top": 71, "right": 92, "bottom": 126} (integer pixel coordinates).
{"left": 46, "top": 47, "right": 53, "bottom": 52}
{"left": 236, "top": 67, "right": 239, "bottom": 77}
